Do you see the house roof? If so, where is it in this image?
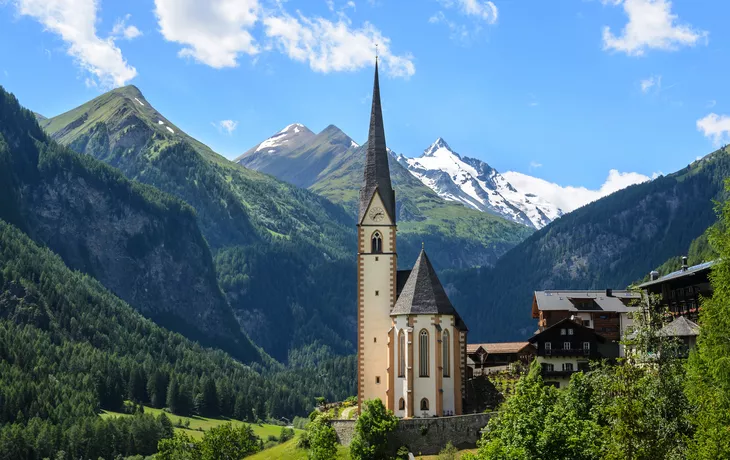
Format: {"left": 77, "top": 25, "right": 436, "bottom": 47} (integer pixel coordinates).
{"left": 659, "top": 316, "right": 701, "bottom": 337}
{"left": 468, "top": 342, "right": 533, "bottom": 354}
{"left": 638, "top": 260, "right": 716, "bottom": 289}
{"left": 466, "top": 344, "right": 486, "bottom": 354}
{"left": 358, "top": 59, "right": 396, "bottom": 224}
{"left": 533, "top": 290, "right": 640, "bottom": 317}
{"left": 391, "top": 249, "right": 467, "bottom": 331}
{"left": 528, "top": 317, "right": 607, "bottom": 343}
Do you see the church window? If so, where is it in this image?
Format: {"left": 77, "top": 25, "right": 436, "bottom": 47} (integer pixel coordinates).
{"left": 398, "top": 330, "right": 406, "bottom": 377}
{"left": 376, "top": 376, "right": 380, "bottom": 384}
{"left": 399, "top": 398, "right": 405, "bottom": 411}
{"left": 373, "top": 337, "right": 377, "bottom": 343}
{"left": 420, "top": 398, "right": 429, "bottom": 411}
{"left": 419, "top": 329, "right": 430, "bottom": 377}
{"left": 371, "top": 232, "right": 383, "bottom": 253}
{"left": 375, "top": 290, "right": 379, "bottom": 296}
{"left": 442, "top": 329, "right": 450, "bottom": 378}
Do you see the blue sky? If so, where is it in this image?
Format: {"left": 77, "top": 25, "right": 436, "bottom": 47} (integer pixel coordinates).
{"left": 1, "top": 0, "right": 729, "bottom": 193}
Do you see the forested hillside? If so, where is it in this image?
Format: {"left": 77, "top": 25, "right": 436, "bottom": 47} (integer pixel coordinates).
{"left": 444, "top": 148, "right": 730, "bottom": 341}
{"left": 0, "top": 86, "right": 259, "bottom": 363}
{"left": 41, "top": 86, "right": 357, "bottom": 361}
{"left": 0, "top": 218, "right": 354, "bottom": 457}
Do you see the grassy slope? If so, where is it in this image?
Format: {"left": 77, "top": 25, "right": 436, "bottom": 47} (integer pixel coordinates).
{"left": 100, "top": 405, "right": 295, "bottom": 440}
{"left": 248, "top": 435, "right": 351, "bottom": 460}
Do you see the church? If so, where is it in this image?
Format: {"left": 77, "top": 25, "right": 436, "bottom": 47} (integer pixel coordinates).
{"left": 357, "top": 59, "right": 468, "bottom": 418}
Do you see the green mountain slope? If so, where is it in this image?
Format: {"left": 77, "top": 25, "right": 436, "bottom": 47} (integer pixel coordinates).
{"left": 239, "top": 126, "right": 533, "bottom": 269}
{"left": 42, "top": 86, "right": 357, "bottom": 360}
{"left": 0, "top": 86, "right": 260, "bottom": 363}
{"left": 442, "top": 147, "right": 730, "bottom": 341}
{"left": 0, "top": 217, "right": 354, "bottom": 458}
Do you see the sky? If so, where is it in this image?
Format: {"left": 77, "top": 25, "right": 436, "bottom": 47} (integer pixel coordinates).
{"left": 1, "top": 0, "right": 729, "bottom": 197}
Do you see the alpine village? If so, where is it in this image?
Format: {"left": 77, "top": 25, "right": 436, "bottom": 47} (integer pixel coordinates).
{"left": 2, "top": 1, "right": 730, "bottom": 459}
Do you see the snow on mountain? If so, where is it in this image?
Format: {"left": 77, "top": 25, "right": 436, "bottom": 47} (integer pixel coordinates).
{"left": 396, "top": 138, "right": 562, "bottom": 229}
{"left": 253, "top": 123, "right": 315, "bottom": 154}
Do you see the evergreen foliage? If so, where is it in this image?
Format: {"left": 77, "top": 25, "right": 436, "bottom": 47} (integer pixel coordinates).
{"left": 350, "top": 399, "right": 398, "bottom": 460}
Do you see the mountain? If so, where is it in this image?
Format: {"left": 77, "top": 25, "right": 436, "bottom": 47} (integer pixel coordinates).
{"left": 397, "top": 138, "right": 561, "bottom": 229}
{"left": 0, "top": 86, "right": 260, "bottom": 363}
{"left": 237, "top": 123, "right": 357, "bottom": 188}
{"left": 239, "top": 126, "right": 534, "bottom": 269}
{"left": 442, "top": 147, "right": 730, "bottom": 341}
{"left": 0, "top": 216, "right": 355, "bottom": 457}
{"left": 41, "top": 85, "right": 357, "bottom": 361}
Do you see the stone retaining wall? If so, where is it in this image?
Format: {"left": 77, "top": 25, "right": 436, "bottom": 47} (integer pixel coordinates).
{"left": 331, "top": 413, "right": 494, "bottom": 456}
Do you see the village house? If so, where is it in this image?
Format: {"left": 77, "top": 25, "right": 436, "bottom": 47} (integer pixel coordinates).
{"left": 532, "top": 289, "right": 639, "bottom": 358}
{"left": 528, "top": 318, "right": 606, "bottom": 388}
{"left": 466, "top": 342, "right": 535, "bottom": 378}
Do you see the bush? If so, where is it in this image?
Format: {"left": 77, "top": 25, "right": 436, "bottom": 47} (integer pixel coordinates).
{"left": 296, "top": 431, "right": 311, "bottom": 449}
{"left": 438, "top": 442, "right": 458, "bottom": 460}
{"left": 350, "top": 399, "right": 398, "bottom": 460}
{"left": 396, "top": 445, "right": 410, "bottom": 459}
{"left": 307, "top": 414, "right": 338, "bottom": 460}
{"left": 280, "top": 427, "right": 295, "bottom": 443}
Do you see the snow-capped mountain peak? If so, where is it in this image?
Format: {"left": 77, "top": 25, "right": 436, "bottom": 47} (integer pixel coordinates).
{"left": 397, "top": 138, "right": 563, "bottom": 229}
{"left": 252, "top": 123, "right": 315, "bottom": 155}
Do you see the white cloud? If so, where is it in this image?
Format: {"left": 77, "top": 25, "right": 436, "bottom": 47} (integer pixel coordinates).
{"left": 216, "top": 119, "right": 239, "bottom": 134}
{"left": 707, "top": 100, "right": 717, "bottom": 108}
{"left": 439, "top": 0, "right": 498, "bottom": 25}
{"left": 640, "top": 74, "right": 660, "bottom": 93}
{"left": 263, "top": 12, "right": 415, "bottom": 77}
{"left": 154, "top": 0, "right": 260, "bottom": 68}
{"left": 153, "top": 0, "right": 413, "bottom": 77}
{"left": 503, "top": 169, "right": 652, "bottom": 213}
{"left": 13, "top": 0, "right": 137, "bottom": 87}
{"left": 112, "top": 14, "right": 142, "bottom": 40}
{"left": 529, "top": 161, "right": 542, "bottom": 169}
{"left": 697, "top": 113, "right": 730, "bottom": 146}
{"left": 602, "top": 0, "right": 707, "bottom": 56}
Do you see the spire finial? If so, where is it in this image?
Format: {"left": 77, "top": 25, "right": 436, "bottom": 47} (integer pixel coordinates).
{"left": 422, "top": 241, "right": 425, "bottom": 250}
{"left": 375, "top": 43, "right": 378, "bottom": 61}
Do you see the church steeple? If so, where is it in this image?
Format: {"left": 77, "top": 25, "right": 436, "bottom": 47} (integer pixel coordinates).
{"left": 359, "top": 58, "right": 396, "bottom": 224}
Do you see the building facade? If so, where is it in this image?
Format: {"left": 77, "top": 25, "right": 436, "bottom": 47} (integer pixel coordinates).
{"left": 357, "top": 60, "right": 468, "bottom": 417}
{"left": 638, "top": 259, "right": 714, "bottom": 322}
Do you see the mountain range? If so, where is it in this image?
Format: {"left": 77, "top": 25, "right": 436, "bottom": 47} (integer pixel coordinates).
{"left": 239, "top": 124, "right": 570, "bottom": 229}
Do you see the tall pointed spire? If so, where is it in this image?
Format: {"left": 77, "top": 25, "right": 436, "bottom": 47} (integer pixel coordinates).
{"left": 359, "top": 58, "right": 396, "bottom": 224}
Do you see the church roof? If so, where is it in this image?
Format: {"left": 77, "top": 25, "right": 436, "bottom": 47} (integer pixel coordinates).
{"left": 391, "top": 249, "right": 467, "bottom": 330}
{"left": 659, "top": 316, "right": 700, "bottom": 337}
{"left": 359, "top": 59, "right": 396, "bottom": 224}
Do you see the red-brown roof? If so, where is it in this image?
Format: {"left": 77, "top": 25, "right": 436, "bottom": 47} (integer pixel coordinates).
{"left": 471, "top": 342, "right": 533, "bottom": 354}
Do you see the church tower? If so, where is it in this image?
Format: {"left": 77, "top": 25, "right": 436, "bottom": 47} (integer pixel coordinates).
{"left": 357, "top": 58, "right": 397, "bottom": 412}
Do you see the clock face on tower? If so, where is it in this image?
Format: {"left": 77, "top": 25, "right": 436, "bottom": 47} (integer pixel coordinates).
{"left": 369, "top": 207, "right": 385, "bottom": 222}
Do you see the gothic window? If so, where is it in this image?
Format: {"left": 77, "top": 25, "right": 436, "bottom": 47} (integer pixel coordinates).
{"left": 371, "top": 231, "right": 383, "bottom": 253}
{"left": 420, "top": 398, "right": 429, "bottom": 411}
{"left": 398, "top": 330, "right": 406, "bottom": 377}
{"left": 419, "top": 329, "right": 429, "bottom": 377}
{"left": 442, "top": 329, "right": 450, "bottom": 378}
{"left": 399, "top": 398, "right": 405, "bottom": 410}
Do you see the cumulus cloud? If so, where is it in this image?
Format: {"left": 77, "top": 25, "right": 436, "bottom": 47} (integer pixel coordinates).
{"left": 153, "top": 0, "right": 413, "bottom": 77}
{"left": 12, "top": 0, "right": 137, "bottom": 87}
{"left": 263, "top": 12, "right": 415, "bottom": 77}
{"left": 430, "top": 0, "right": 498, "bottom": 43}
{"left": 503, "top": 169, "right": 653, "bottom": 213}
{"left": 640, "top": 74, "right": 660, "bottom": 93}
{"left": 697, "top": 113, "right": 730, "bottom": 146}
{"left": 111, "top": 14, "right": 142, "bottom": 40}
{"left": 154, "top": 0, "right": 260, "bottom": 68}
{"left": 439, "top": 0, "right": 498, "bottom": 24}
{"left": 602, "top": 0, "right": 707, "bottom": 56}
{"left": 215, "top": 119, "right": 239, "bottom": 134}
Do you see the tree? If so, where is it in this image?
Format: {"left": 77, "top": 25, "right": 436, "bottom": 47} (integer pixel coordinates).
{"left": 350, "top": 399, "right": 397, "bottom": 460}
{"left": 157, "top": 432, "right": 201, "bottom": 460}
{"left": 307, "top": 413, "right": 338, "bottom": 460}
{"left": 686, "top": 180, "right": 730, "bottom": 459}
{"left": 199, "top": 423, "right": 260, "bottom": 460}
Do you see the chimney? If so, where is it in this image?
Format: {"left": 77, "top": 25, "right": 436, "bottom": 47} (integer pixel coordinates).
{"left": 650, "top": 270, "right": 660, "bottom": 281}
{"left": 606, "top": 288, "right": 613, "bottom": 297}
{"left": 681, "top": 256, "right": 688, "bottom": 271}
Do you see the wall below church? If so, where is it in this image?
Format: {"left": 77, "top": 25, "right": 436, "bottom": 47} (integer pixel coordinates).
{"left": 331, "top": 413, "right": 494, "bottom": 456}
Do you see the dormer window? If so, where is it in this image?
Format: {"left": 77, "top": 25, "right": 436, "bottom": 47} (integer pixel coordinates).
{"left": 371, "top": 231, "right": 383, "bottom": 253}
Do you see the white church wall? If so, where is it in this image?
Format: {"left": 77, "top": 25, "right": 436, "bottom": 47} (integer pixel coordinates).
{"left": 413, "top": 314, "right": 437, "bottom": 418}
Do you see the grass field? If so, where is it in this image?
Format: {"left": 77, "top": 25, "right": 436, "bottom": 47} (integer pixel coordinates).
{"left": 248, "top": 435, "right": 351, "bottom": 459}
{"left": 100, "top": 405, "right": 296, "bottom": 441}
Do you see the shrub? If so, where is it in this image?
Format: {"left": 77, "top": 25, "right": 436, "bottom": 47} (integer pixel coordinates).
{"left": 438, "top": 441, "right": 458, "bottom": 460}
{"left": 307, "top": 414, "right": 338, "bottom": 460}
{"left": 350, "top": 399, "right": 398, "bottom": 460}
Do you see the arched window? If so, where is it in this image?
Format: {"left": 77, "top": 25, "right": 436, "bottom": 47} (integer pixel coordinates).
{"left": 419, "top": 329, "right": 429, "bottom": 377}
{"left": 371, "top": 231, "right": 383, "bottom": 253}
{"left": 442, "top": 329, "right": 450, "bottom": 378}
{"left": 399, "top": 398, "right": 405, "bottom": 410}
{"left": 398, "top": 330, "right": 406, "bottom": 377}
{"left": 420, "top": 398, "right": 429, "bottom": 411}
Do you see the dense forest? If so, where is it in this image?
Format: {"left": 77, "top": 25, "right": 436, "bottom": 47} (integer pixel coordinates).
{"left": 444, "top": 148, "right": 730, "bottom": 341}
{"left": 0, "top": 218, "right": 354, "bottom": 457}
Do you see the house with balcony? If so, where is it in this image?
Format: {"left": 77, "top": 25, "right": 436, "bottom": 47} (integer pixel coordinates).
{"left": 528, "top": 317, "right": 606, "bottom": 388}
{"left": 532, "top": 289, "right": 639, "bottom": 358}
{"left": 466, "top": 342, "right": 535, "bottom": 378}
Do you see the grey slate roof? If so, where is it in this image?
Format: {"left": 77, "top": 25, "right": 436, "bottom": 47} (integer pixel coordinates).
{"left": 638, "top": 260, "right": 716, "bottom": 289}
{"left": 659, "top": 316, "right": 700, "bottom": 337}
{"left": 358, "top": 59, "right": 396, "bottom": 224}
{"left": 534, "top": 290, "right": 640, "bottom": 313}
{"left": 391, "top": 249, "right": 467, "bottom": 331}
